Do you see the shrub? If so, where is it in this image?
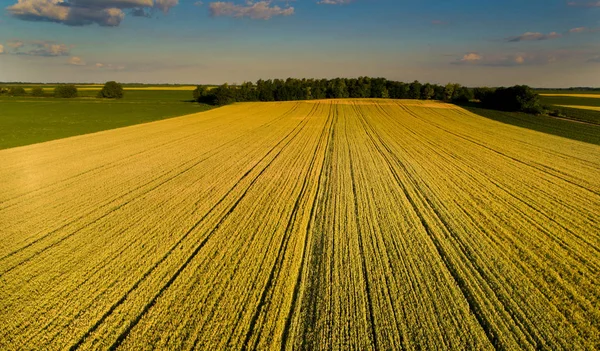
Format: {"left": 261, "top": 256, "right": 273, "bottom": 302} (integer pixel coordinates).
{"left": 31, "top": 87, "right": 44, "bottom": 97}
{"left": 98, "top": 81, "right": 124, "bottom": 99}
{"left": 54, "top": 84, "right": 78, "bottom": 98}
{"left": 8, "top": 87, "right": 26, "bottom": 96}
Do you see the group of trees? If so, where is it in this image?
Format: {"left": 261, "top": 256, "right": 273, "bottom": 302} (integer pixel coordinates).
{"left": 194, "top": 78, "right": 545, "bottom": 115}
{"left": 194, "top": 78, "right": 474, "bottom": 106}
{"left": 0, "top": 81, "right": 124, "bottom": 99}
{"left": 54, "top": 85, "right": 78, "bottom": 98}
{"left": 474, "top": 85, "right": 543, "bottom": 114}
{"left": 98, "top": 81, "right": 124, "bottom": 99}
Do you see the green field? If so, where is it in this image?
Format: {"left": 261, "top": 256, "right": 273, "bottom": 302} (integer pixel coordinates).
{"left": 462, "top": 106, "right": 600, "bottom": 145}
{"left": 537, "top": 95, "right": 600, "bottom": 125}
{"left": 0, "top": 90, "right": 211, "bottom": 149}
{"left": 540, "top": 95, "right": 600, "bottom": 108}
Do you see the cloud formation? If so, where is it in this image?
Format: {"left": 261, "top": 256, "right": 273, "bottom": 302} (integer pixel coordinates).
{"left": 318, "top": 0, "right": 352, "bottom": 4}
{"left": 461, "top": 52, "right": 482, "bottom": 62}
{"left": 454, "top": 51, "right": 564, "bottom": 67}
{"left": 505, "top": 31, "right": 562, "bottom": 42}
{"left": 68, "top": 56, "right": 85, "bottom": 65}
{"left": 10, "top": 40, "right": 73, "bottom": 56}
{"left": 567, "top": 1, "right": 600, "bottom": 7}
{"left": 6, "top": 0, "right": 178, "bottom": 26}
{"left": 209, "top": 1, "right": 294, "bottom": 20}
{"left": 7, "top": 40, "right": 25, "bottom": 48}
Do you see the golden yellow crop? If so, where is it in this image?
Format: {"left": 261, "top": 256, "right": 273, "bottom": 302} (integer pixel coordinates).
{"left": 0, "top": 100, "right": 598, "bottom": 350}
{"left": 541, "top": 93, "right": 600, "bottom": 98}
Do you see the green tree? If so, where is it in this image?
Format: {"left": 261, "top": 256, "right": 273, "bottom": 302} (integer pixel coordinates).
{"left": 8, "top": 87, "right": 26, "bottom": 96}
{"left": 54, "top": 84, "right": 78, "bottom": 98}
{"left": 31, "top": 87, "right": 44, "bottom": 97}
{"left": 409, "top": 81, "right": 422, "bottom": 99}
{"left": 452, "top": 87, "right": 474, "bottom": 103}
{"left": 443, "top": 83, "right": 456, "bottom": 102}
{"left": 98, "top": 81, "right": 124, "bottom": 99}
{"left": 212, "top": 83, "right": 236, "bottom": 106}
{"left": 370, "top": 78, "right": 387, "bottom": 98}
{"left": 327, "top": 79, "right": 349, "bottom": 99}
{"left": 193, "top": 86, "right": 214, "bottom": 104}
{"left": 421, "top": 83, "right": 435, "bottom": 100}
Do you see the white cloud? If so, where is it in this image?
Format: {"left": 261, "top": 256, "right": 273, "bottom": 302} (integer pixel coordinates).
{"left": 68, "top": 56, "right": 86, "bottom": 65}
{"left": 461, "top": 52, "right": 482, "bottom": 62}
{"left": 567, "top": 1, "right": 600, "bottom": 7}
{"left": 318, "top": 0, "right": 352, "bottom": 4}
{"left": 209, "top": 1, "right": 294, "bottom": 20}
{"left": 12, "top": 40, "right": 73, "bottom": 56}
{"left": 514, "top": 55, "right": 525, "bottom": 64}
{"left": 506, "top": 31, "right": 562, "bottom": 42}
{"left": 6, "top": 0, "right": 178, "bottom": 26}
{"left": 155, "top": 0, "right": 178, "bottom": 13}
{"left": 7, "top": 40, "right": 25, "bottom": 49}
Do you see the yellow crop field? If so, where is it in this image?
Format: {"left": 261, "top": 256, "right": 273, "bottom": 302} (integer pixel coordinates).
{"left": 541, "top": 93, "right": 600, "bottom": 98}
{"left": 557, "top": 104, "right": 600, "bottom": 112}
{"left": 0, "top": 99, "right": 598, "bottom": 350}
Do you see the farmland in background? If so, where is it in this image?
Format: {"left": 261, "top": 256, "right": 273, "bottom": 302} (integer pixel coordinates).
{"left": 537, "top": 94, "right": 600, "bottom": 125}
{"left": 0, "top": 88, "right": 211, "bottom": 149}
{"left": 1, "top": 99, "right": 598, "bottom": 350}
{"left": 461, "top": 106, "right": 600, "bottom": 144}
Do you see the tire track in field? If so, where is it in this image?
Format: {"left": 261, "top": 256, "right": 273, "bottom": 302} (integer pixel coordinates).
{"left": 0, "top": 104, "right": 304, "bottom": 271}
{"left": 346, "top": 121, "right": 379, "bottom": 350}
{"left": 352, "top": 104, "right": 501, "bottom": 349}
{"left": 369, "top": 105, "right": 545, "bottom": 347}
{"left": 70, "top": 104, "right": 311, "bottom": 351}
{"left": 239, "top": 103, "right": 333, "bottom": 350}
{"left": 279, "top": 102, "right": 336, "bottom": 351}
{"left": 181, "top": 102, "right": 321, "bottom": 349}
{"left": 0, "top": 104, "right": 300, "bottom": 256}
{"left": 376, "top": 104, "right": 600, "bottom": 262}
{"left": 388, "top": 105, "right": 600, "bottom": 262}
{"left": 291, "top": 103, "right": 339, "bottom": 349}
{"left": 0, "top": 109, "right": 261, "bottom": 209}
{"left": 399, "top": 105, "right": 599, "bottom": 196}
{"left": 364, "top": 104, "right": 593, "bottom": 348}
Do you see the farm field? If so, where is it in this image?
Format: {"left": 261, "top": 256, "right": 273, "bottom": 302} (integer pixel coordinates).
{"left": 538, "top": 95, "right": 600, "bottom": 125}
{"left": 0, "top": 99, "right": 598, "bottom": 350}
{"left": 557, "top": 105, "right": 600, "bottom": 112}
{"left": 461, "top": 106, "right": 600, "bottom": 144}
{"left": 540, "top": 93, "right": 600, "bottom": 98}
{"left": 0, "top": 90, "right": 211, "bottom": 149}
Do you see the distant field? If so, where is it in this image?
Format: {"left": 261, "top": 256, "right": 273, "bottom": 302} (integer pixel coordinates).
{"left": 462, "top": 106, "right": 600, "bottom": 144}
{"left": 540, "top": 93, "right": 600, "bottom": 98}
{"left": 540, "top": 95, "right": 600, "bottom": 107}
{"left": 539, "top": 95, "right": 600, "bottom": 125}
{"left": 75, "top": 86, "right": 197, "bottom": 91}
{"left": 557, "top": 105, "right": 600, "bottom": 112}
{"left": 1, "top": 99, "right": 598, "bottom": 349}
{"left": 0, "top": 89, "right": 210, "bottom": 149}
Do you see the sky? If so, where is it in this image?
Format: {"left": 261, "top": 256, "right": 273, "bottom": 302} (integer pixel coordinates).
{"left": 0, "top": 0, "right": 599, "bottom": 87}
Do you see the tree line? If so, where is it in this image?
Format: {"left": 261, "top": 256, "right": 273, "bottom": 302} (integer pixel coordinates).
{"left": 0, "top": 81, "right": 124, "bottom": 99}
{"left": 193, "top": 77, "right": 542, "bottom": 114}
{"left": 194, "top": 78, "right": 474, "bottom": 106}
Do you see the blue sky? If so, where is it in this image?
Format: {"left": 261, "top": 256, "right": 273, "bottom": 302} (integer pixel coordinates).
{"left": 0, "top": 0, "right": 599, "bottom": 87}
